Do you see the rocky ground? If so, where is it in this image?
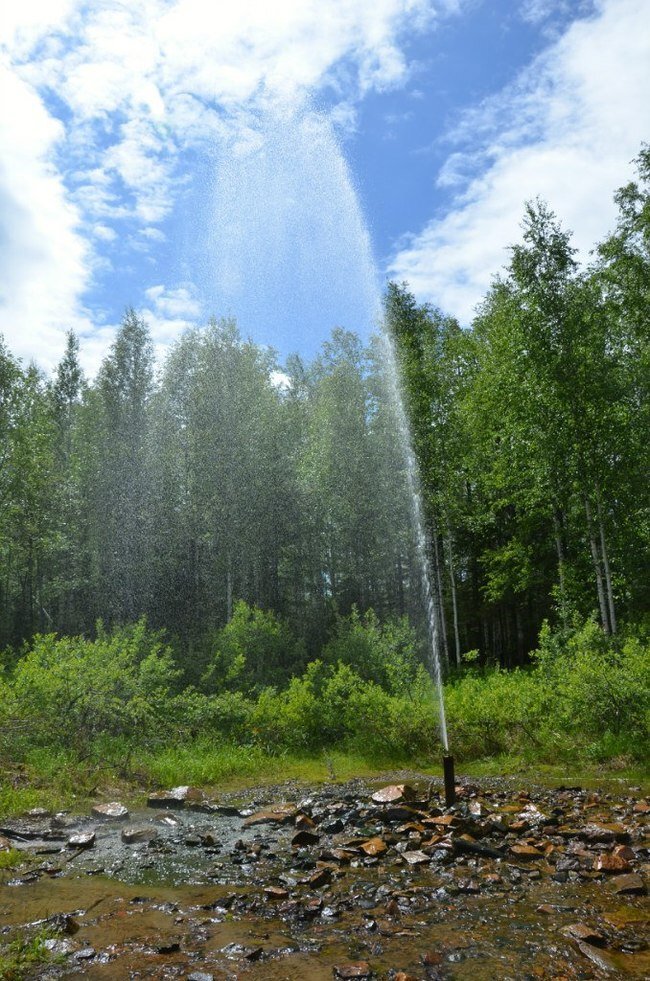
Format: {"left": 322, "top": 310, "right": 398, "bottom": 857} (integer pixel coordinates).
{"left": 0, "top": 772, "right": 648, "bottom": 979}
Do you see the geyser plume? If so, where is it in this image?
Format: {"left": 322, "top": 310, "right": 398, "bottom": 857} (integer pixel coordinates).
{"left": 207, "top": 105, "right": 450, "bottom": 749}
{"left": 207, "top": 110, "right": 379, "bottom": 357}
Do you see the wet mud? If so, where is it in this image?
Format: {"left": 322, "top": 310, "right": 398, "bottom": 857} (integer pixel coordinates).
{"left": 1, "top": 774, "right": 648, "bottom": 979}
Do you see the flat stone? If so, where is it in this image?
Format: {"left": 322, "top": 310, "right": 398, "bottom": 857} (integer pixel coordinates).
{"left": 594, "top": 851, "right": 632, "bottom": 873}
{"left": 91, "top": 802, "right": 129, "bottom": 821}
{"left": 402, "top": 850, "right": 430, "bottom": 865}
{"left": 243, "top": 804, "right": 297, "bottom": 827}
{"left": 147, "top": 786, "right": 206, "bottom": 810}
{"left": 121, "top": 825, "right": 159, "bottom": 844}
{"left": 333, "top": 962, "right": 373, "bottom": 978}
{"left": 509, "top": 844, "right": 543, "bottom": 860}
{"left": 306, "top": 868, "right": 332, "bottom": 888}
{"left": 610, "top": 872, "right": 647, "bottom": 895}
{"left": 67, "top": 831, "right": 96, "bottom": 849}
{"left": 561, "top": 923, "right": 605, "bottom": 946}
{"left": 371, "top": 784, "right": 415, "bottom": 804}
{"left": 264, "top": 886, "right": 289, "bottom": 900}
{"left": 360, "top": 837, "right": 388, "bottom": 857}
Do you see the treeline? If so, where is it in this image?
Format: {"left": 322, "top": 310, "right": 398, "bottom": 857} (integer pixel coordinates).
{"left": 0, "top": 148, "right": 648, "bottom": 671}
{"left": 389, "top": 148, "right": 649, "bottom": 664}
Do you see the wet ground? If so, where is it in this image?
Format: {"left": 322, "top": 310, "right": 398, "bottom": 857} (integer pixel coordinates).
{"left": 0, "top": 773, "right": 648, "bottom": 979}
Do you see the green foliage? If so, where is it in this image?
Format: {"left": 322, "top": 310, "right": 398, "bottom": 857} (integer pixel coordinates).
{"left": 204, "top": 601, "right": 306, "bottom": 694}
{"left": 0, "top": 931, "right": 59, "bottom": 981}
{"left": 446, "top": 620, "right": 649, "bottom": 762}
{"left": 3, "top": 620, "right": 181, "bottom": 752}
{"left": 321, "top": 608, "right": 421, "bottom": 694}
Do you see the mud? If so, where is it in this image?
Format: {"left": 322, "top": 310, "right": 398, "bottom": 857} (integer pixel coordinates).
{"left": 1, "top": 773, "right": 648, "bottom": 979}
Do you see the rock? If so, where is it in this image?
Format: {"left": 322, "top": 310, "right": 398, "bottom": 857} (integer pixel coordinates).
{"left": 0, "top": 835, "right": 13, "bottom": 851}
{"left": 44, "top": 938, "right": 78, "bottom": 956}
{"left": 51, "top": 812, "right": 76, "bottom": 829}
{"left": 291, "top": 830, "right": 320, "bottom": 847}
{"left": 594, "top": 851, "right": 632, "bottom": 874}
{"left": 121, "top": 825, "right": 158, "bottom": 844}
{"left": 610, "top": 872, "right": 647, "bottom": 895}
{"left": 91, "top": 802, "right": 129, "bottom": 821}
{"left": 295, "top": 813, "right": 317, "bottom": 830}
{"left": 561, "top": 923, "right": 605, "bottom": 946}
{"left": 371, "top": 784, "right": 415, "bottom": 804}
{"left": 156, "top": 939, "right": 181, "bottom": 954}
{"left": 26, "top": 808, "right": 51, "bottom": 818}
{"left": 333, "top": 962, "right": 373, "bottom": 978}
{"left": 264, "top": 885, "right": 289, "bottom": 900}
{"left": 243, "top": 803, "right": 297, "bottom": 827}
{"left": 632, "top": 800, "right": 649, "bottom": 814}
{"left": 306, "top": 868, "right": 332, "bottom": 888}
{"left": 67, "top": 831, "right": 96, "bottom": 849}
{"left": 359, "top": 837, "right": 387, "bottom": 857}
{"left": 74, "top": 947, "right": 96, "bottom": 961}
{"left": 402, "top": 850, "right": 430, "bottom": 865}
{"left": 509, "top": 843, "right": 543, "bottom": 860}
{"left": 187, "top": 974, "right": 215, "bottom": 981}
{"left": 147, "top": 786, "right": 206, "bottom": 810}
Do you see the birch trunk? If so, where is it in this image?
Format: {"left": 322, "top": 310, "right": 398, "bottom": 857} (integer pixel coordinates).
{"left": 584, "top": 496, "right": 610, "bottom": 633}
{"left": 553, "top": 510, "right": 568, "bottom": 626}
{"left": 596, "top": 493, "right": 617, "bottom": 635}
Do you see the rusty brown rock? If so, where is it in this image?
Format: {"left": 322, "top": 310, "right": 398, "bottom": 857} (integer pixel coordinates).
{"left": 333, "top": 962, "right": 373, "bottom": 978}
{"left": 359, "top": 836, "right": 387, "bottom": 857}
{"left": 0, "top": 835, "right": 13, "bottom": 851}
{"left": 509, "top": 843, "right": 543, "bottom": 860}
{"left": 371, "top": 784, "right": 415, "bottom": 804}
{"left": 264, "top": 886, "right": 289, "bottom": 900}
{"left": 561, "top": 923, "right": 605, "bottom": 946}
{"left": 594, "top": 851, "right": 632, "bottom": 874}
{"left": 243, "top": 803, "right": 297, "bottom": 827}
{"left": 295, "top": 813, "right": 316, "bottom": 831}
{"left": 306, "top": 868, "right": 332, "bottom": 888}
{"left": 632, "top": 800, "right": 649, "bottom": 814}
{"left": 610, "top": 872, "right": 647, "bottom": 895}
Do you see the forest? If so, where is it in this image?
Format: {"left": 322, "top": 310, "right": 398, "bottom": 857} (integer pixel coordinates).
{"left": 0, "top": 148, "right": 648, "bottom": 796}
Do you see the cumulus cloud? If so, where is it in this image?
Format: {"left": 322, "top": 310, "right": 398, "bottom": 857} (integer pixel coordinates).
{"left": 1, "top": 0, "right": 448, "bottom": 370}
{"left": 389, "top": 0, "right": 650, "bottom": 323}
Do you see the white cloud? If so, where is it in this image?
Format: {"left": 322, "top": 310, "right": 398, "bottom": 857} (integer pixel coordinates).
{"left": 144, "top": 284, "right": 201, "bottom": 319}
{"left": 1, "top": 0, "right": 451, "bottom": 370}
{"left": 0, "top": 63, "right": 92, "bottom": 371}
{"left": 389, "top": 0, "right": 650, "bottom": 323}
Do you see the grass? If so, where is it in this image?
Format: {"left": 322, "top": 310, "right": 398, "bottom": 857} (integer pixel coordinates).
{"left": 2, "top": 737, "right": 646, "bottom": 822}
{"left": 0, "top": 931, "right": 60, "bottom": 981}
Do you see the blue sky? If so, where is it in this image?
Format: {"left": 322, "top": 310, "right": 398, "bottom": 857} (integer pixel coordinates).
{"left": 1, "top": 0, "right": 648, "bottom": 375}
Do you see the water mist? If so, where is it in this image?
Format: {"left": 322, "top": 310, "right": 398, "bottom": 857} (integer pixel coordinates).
{"left": 206, "top": 106, "right": 452, "bottom": 779}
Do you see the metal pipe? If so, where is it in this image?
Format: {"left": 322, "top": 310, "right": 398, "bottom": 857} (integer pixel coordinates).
{"left": 443, "top": 754, "right": 456, "bottom": 807}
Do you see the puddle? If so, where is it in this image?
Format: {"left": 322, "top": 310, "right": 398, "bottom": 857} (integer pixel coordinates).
{"left": 1, "top": 776, "right": 648, "bottom": 978}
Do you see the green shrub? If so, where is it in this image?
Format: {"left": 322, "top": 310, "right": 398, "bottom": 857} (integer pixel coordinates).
{"left": 5, "top": 619, "right": 180, "bottom": 751}
{"left": 203, "top": 601, "right": 305, "bottom": 695}
{"left": 322, "top": 608, "right": 421, "bottom": 694}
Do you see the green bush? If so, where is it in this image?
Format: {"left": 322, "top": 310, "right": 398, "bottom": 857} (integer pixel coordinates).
{"left": 4, "top": 619, "right": 181, "bottom": 751}
{"left": 322, "top": 608, "right": 422, "bottom": 694}
{"left": 203, "top": 601, "right": 306, "bottom": 695}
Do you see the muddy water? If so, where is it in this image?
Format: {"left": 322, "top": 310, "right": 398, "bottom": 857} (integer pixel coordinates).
{"left": 1, "top": 776, "right": 648, "bottom": 979}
